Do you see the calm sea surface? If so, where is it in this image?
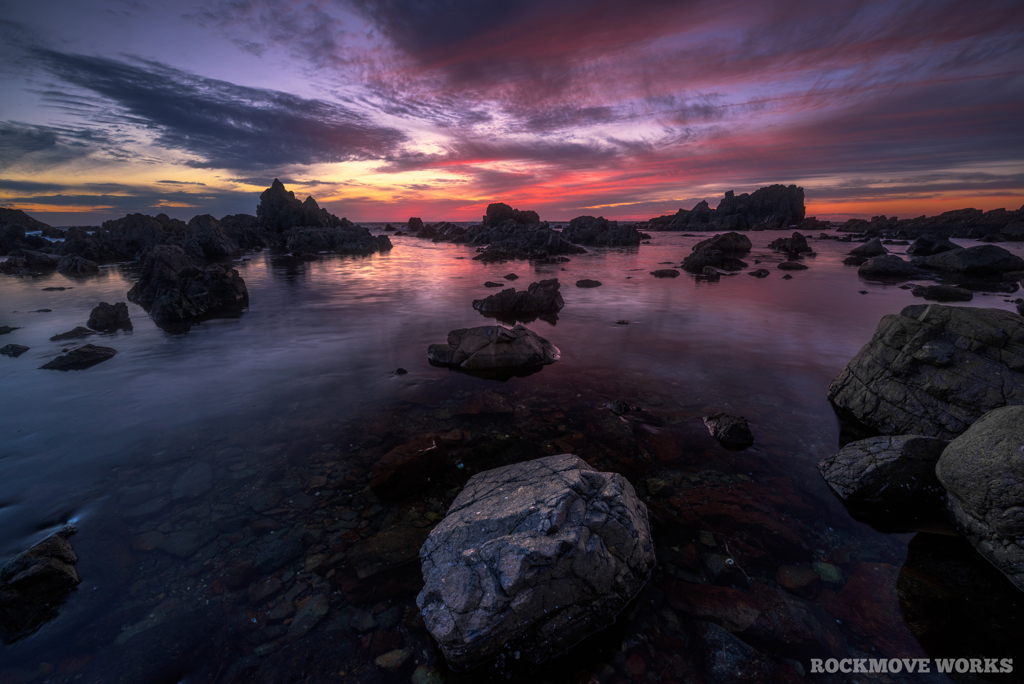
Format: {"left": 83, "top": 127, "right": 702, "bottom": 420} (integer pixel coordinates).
{"left": 1, "top": 228, "right": 1022, "bottom": 682}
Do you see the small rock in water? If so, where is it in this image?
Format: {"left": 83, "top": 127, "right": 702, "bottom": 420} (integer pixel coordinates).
{"left": 0, "top": 326, "right": 20, "bottom": 335}
{"left": 777, "top": 261, "right": 809, "bottom": 271}
{"left": 748, "top": 269, "right": 770, "bottom": 278}
{"left": 650, "top": 269, "right": 680, "bottom": 278}
{"left": 910, "top": 284, "right": 973, "bottom": 302}
{"left": 483, "top": 281, "right": 504, "bottom": 287}
{"left": 775, "top": 565, "right": 823, "bottom": 599}
{"left": 286, "top": 594, "right": 329, "bottom": 642}
{"left": 503, "top": 273, "right": 518, "bottom": 280}
{"left": 42, "top": 287, "right": 70, "bottom": 291}
{"left": 29, "top": 309, "right": 52, "bottom": 313}
{"left": 859, "top": 290, "right": 868, "bottom": 294}
{"left": 49, "top": 326, "right": 94, "bottom": 341}
{"left": 394, "top": 367, "right": 408, "bottom": 375}
{"left": 606, "top": 399, "right": 633, "bottom": 415}
{"left": 576, "top": 279, "right": 602, "bottom": 288}
{"left": 702, "top": 413, "right": 754, "bottom": 450}
{"left": 374, "top": 648, "right": 412, "bottom": 672}
{"left": 615, "top": 320, "right": 629, "bottom": 325}
{"left": 0, "top": 344, "right": 29, "bottom": 357}
{"left": 87, "top": 301, "right": 132, "bottom": 332}
{"left": 370, "top": 435, "right": 447, "bottom": 499}
{"left": 782, "top": 274, "right": 793, "bottom": 280}
{"left": 40, "top": 344, "right": 116, "bottom": 371}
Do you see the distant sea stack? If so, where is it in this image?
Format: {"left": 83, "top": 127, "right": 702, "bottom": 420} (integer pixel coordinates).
{"left": 648, "top": 184, "right": 823, "bottom": 232}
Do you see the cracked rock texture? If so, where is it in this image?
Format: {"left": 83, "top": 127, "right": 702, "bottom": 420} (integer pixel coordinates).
{"left": 828, "top": 304, "right": 1024, "bottom": 439}
{"left": 416, "top": 454, "right": 654, "bottom": 669}
{"left": 427, "top": 325, "right": 559, "bottom": 373}
{"left": 0, "top": 527, "right": 80, "bottom": 642}
{"left": 936, "top": 406, "right": 1024, "bottom": 592}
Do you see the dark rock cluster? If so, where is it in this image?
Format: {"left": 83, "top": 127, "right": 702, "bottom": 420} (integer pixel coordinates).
{"left": 560, "top": 215, "right": 649, "bottom": 246}
{"left": 648, "top": 185, "right": 809, "bottom": 231}
{"left": 472, "top": 278, "right": 564, "bottom": 323}
{"left": 838, "top": 206, "right": 1024, "bottom": 241}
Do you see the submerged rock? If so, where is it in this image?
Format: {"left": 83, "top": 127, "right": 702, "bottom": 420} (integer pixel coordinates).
{"left": 0, "top": 526, "right": 81, "bottom": 643}
{"left": 576, "top": 279, "right": 602, "bottom": 288}
{"left": 40, "top": 344, "right": 117, "bottom": 370}
{"left": 703, "top": 413, "right": 754, "bottom": 450}
{"left": 747, "top": 269, "right": 770, "bottom": 278}
{"left": 777, "top": 261, "right": 808, "bottom": 271}
{"left": 818, "top": 436, "right": 948, "bottom": 526}
{"left": 910, "top": 284, "right": 973, "bottom": 302}
{"left": 371, "top": 435, "right": 447, "bottom": 499}
{"left": 828, "top": 304, "right": 1024, "bottom": 439}
{"left": 0, "top": 326, "right": 19, "bottom": 335}
{"left": 127, "top": 245, "right": 248, "bottom": 330}
{"left": 650, "top": 269, "right": 680, "bottom": 278}
{"left": 0, "top": 344, "right": 29, "bottom": 357}
{"left": 87, "top": 301, "right": 133, "bottom": 332}
{"left": 416, "top": 454, "right": 655, "bottom": 669}
{"left": 472, "top": 279, "right": 564, "bottom": 318}
{"left": 427, "top": 325, "right": 559, "bottom": 376}
{"left": 936, "top": 406, "right": 1024, "bottom": 592}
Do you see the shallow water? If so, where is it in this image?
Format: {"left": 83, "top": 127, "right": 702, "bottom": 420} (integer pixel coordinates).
{"left": 1, "top": 229, "right": 1022, "bottom": 683}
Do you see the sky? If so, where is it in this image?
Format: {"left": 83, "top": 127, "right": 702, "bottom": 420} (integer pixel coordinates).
{"left": 0, "top": 0, "right": 1022, "bottom": 225}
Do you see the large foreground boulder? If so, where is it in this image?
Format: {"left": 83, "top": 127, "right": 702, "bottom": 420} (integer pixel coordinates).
{"left": 427, "top": 325, "right": 559, "bottom": 377}
{"left": 127, "top": 245, "right": 248, "bottom": 329}
{"left": 416, "top": 454, "right": 655, "bottom": 669}
{"left": 472, "top": 279, "right": 564, "bottom": 319}
{"left": 818, "top": 436, "right": 948, "bottom": 525}
{"left": 936, "top": 406, "right": 1024, "bottom": 591}
{"left": 828, "top": 305, "right": 1024, "bottom": 439}
{"left": 0, "top": 527, "right": 80, "bottom": 643}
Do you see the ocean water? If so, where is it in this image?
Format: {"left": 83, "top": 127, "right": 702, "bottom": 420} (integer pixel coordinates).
{"left": 0, "top": 229, "right": 1022, "bottom": 682}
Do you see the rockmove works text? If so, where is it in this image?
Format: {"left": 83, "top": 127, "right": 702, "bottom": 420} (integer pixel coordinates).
{"left": 810, "top": 659, "right": 1014, "bottom": 674}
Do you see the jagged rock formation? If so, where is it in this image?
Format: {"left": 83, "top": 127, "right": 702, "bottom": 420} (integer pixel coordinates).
{"left": 480, "top": 202, "right": 539, "bottom": 228}
{"left": 416, "top": 454, "right": 654, "bottom": 668}
{"left": 127, "top": 245, "right": 248, "bottom": 331}
{"left": 840, "top": 206, "right": 1024, "bottom": 240}
{"left": 828, "top": 304, "right": 1024, "bottom": 439}
{"left": 561, "top": 216, "right": 648, "bottom": 246}
{"left": 648, "top": 185, "right": 806, "bottom": 231}
{"left": 916, "top": 244, "right": 1024, "bottom": 278}
{"left": 87, "top": 302, "right": 132, "bottom": 332}
{"left": 472, "top": 279, "right": 565, "bottom": 323}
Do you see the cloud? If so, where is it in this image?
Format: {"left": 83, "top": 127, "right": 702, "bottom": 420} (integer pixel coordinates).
{"left": 29, "top": 48, "right": 408, "bottom": 170}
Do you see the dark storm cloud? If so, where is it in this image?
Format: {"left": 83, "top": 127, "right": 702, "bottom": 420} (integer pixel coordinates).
{"left": 0, "top": 121, "right": 124, "bottom": 168}
{"left": 29, "top": 48, "right": 408, "bottom": 169}
{"left": 377, "top": 137, "right": 620, "bottom": 174}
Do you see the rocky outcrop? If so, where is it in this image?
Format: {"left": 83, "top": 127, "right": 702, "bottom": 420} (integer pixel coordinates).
{"left": 427, "top": 325, "right": 559, "bottom": 376}
{"left": 857, "top": 254, "right": 920, "bottom": 280}
{"left": 285, "top": 226, "right": 392, "bottom": 256}
{"left": 703, "top": 413, "right": 754, "bottom": 450}
{"left": 906, "top": 235, "right": 960, "bottom": 256}
{"left": 257, "top": 179, "right": 350, "bottom": 232}
{"left": 818, "top": 436, "right": 948, "bottom": 521}
{"left": 87, "top": 302, "right": 132, "bottom": 332}
{"left": 561, "top": 216, "right": 646, "bottom": 246}
{"left": 917, "top": 244, "right": 1024, "bottom": 278}
{"left": 481, "top": 202, "right": 539, "bottom": 228}
{"left": 910, "top": 285, "right": 973, "bottom": 302}
{"left": 828, "top": 304, "right": 1024, "bottom": 439}
{"left": 40, "top": 344, "right": 117, "bottom": 370}
{"left": 218, "top": 214, "right": 267, "bottom": 250}
{"left": 849, "top": 238, "right": 887, "bottom": 257}
{"left": 127, "top": 245, "right": 248, "bottom": 330}
{"left": 682, "top": 249, "right": 748, "bottom": 274}
{"left": 648, "top": 185, "right": 805, "bottom": 231}
{"left": 0, "top": 209, "right": 54, "bottom": 257}
{"left": 0, "top": 526, "right": 81, "bottom": 643}
{"left": 692, "top": 232, "right": 752, "bottom": 253}
{"left": 936, "top": 406, "right": 1024, "bottom": 592}
{"left": 182, "top": 215, "right": 241, "bottom": 258}
{"left": 472, "top": 279, "right": 564, "bottom": 320}
{"left": 408, "top": 217, "right": 424, "bottom": 232}
{"left": 416, "top": 454, "right": 654, "bottom": 668}
{"left": 56, "top": 254, "right": 99, "bottom": 275}
{"left": 767, "top": 232, "right": 811, "bottom": 255}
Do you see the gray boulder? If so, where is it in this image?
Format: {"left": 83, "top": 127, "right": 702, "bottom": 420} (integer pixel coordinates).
{"left": 849, "top": 238, "right": 887, "bottom": 257}
{"left": 920, "top": 245, "right": 1024, "bottom": 277}
{"left": 828, "top": 304, "right": 1024, "bottom": 439}
{"left": 818, "top": 436, "right": 948, "bottom": 515}
{"left": 936, "top": 406, "right": 1024, "bottom": 592}
{"left": 428, "top": 325, "right": 559, "bottom": 375}
{"left": 857, "top": 254, "right": 920, "bottom": 280}
{"left": 416, "top": 454, "right": 655, "bottom": 669}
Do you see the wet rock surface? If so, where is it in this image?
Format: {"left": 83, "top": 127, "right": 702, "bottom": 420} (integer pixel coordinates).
{"left": 127, "top": 245, "right": 248, "bottom": 330}
{"left": 682, "top": 248, "right": 748, "bottom": 274}
{"left": 0, "top": 343, "right": 29, "bottom": 357}
{"left": 936, "top": 406, "right": 1024, "bottom": 591}
{"left": 87, "top": 301, "right": 133, "bottom": 332}
{"left": 50, "top": 326, "right": 95, "bottom": 341}
{"left": 0, "top": 527, "right": 81, "bottom": 643}
{"left": 40, "top": 343, "right": 117, "bottom": 370}
{"left": 472, "top": 279, "right": 564, "bottom": 321}
{"left": 692, "top": 232, "right": 752, "bottom": 253}
{"left": 910, "top": 284, "right": 974, "bottom": 302}
{"left": 907, "top": 234, "right": 961, "bottom": 256}
{"left": 702, "top": 413, "right": 754, "bottom": 450}
{"left": 828, "top": 304, "right": 1024, "bottom": 439}
{"left": 849, "top": 237, "right": 888, "bottom": 257}
{"left": 416, "top": 454, "right": 655, "bottom": 669}
{"left": 427, "top": 324, "right": 559, "bottom": 376}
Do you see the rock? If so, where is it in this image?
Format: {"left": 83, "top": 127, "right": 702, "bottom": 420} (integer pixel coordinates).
{"left": 776, "top": 261, "right": 808, "bottom": 271}
{"left": 503, "top": 273, "right": 518, "bottom": 280}
{"left": 767, "top": 232, "right": 811, "bottom": 255}
{"left": 775, "top": 566, "right": 822, "bottom": 599}
{"left": 460, "top": 391, "right": 514, "bottom": 415}
{"left": 849, "top": 238, "right": 888, "bottom": 257}
{"left": 472, "top": 279, "right": 564, "bottom": 318}
{"left": 781, "top": 274, "right": 793, "bottom": 280}
{"left": 936, "top": 406, "right": 1024, "bottom": 591}
{"left": 561, "top": 216, "right": 644, "bottom": 246}
{"left": 257, "top": 179, "right": 350, "bottom": 232}
{"left": 857, "top": 254, "right": 920, "bottom": 280}
{"left": 910, "top": 284, "right": 973, "bottom": 302}
{"left": 817, "top": 436, "right": 948, "bottom": 525}
{"left": 702, "top": 413, "right": 754, "bottom": 450}
{"left": 56, "top": 254, "right": 99, "bottom": 275}
{"left": 747, "top": 269, "right": 770, "bottom": 278}
{"left": 907, "top": 234, "right": 961, "bottom": 256}
{"left": 920, "top": 244, "right": 1024, "bottom": 277}
{"left": 0, "top": 344, "right": 28, "bottom": 357}
{"left": 483, "top": 281, "right": 503, "bottom": 287}
{"left": 254, "top": 537, "right": 305, "bottom": 573}
{"left": 682, "top": 249, "right": 747, "bottom": 274}
{"left": 49, "top": 326, "right": 94, "bottom": 341}
{"left": 649, "top": 185, "right": 805, "bottom": 232}
{"left": 408, "top": 217, "right": 424, "bottom": 232}
{"left": 695, "top": 621, "right": 774, "bottom": 684}
{"left": 20, "top": 250, "right": 60, "bottom": 269}
{"left": 576, "top": 279, "right": 602, "bottom": 288}
{"left": 87, "top": 301, "right": 133, "bottom": 332}
{"left": 286, "top": 594, "right": 329, "bottom": 641}
{"left": 650, "top": 269, "right": 680, "bottom": 278}
{"left": 693, "top": 232, "right": 752, "bottom": 253}
{"left": 40, "top": 344, "right": 116, "bottom": 370}
{"left": 828, "top": 304, "right": 1024, "bottom": 438}
{"left": 370, "top": 436, "right": 447, "bottom": 499}
{"left": 349, "top": 524, "right": 429, "bottom": 579}
{"left": 843, "top": 255, "right": 868, "bottom": 266}
{"left": 0, "top": 326, "right": 20, "bottom": 335}
{"left": 171, "top": 462, "right": 214, "bottom": 500}
{"left": 482, "top": 203, "right": 540, "bottom": 228}
{"left": 427, "top": 325, "right": 559, "bottom": 376}
{"left": 416, "top": 454, "right": 655, "bottom": 669}
{"left": 0, "top": 527, "right": 80, "bottom": 643}
{"left": 127, "top": 245, "right": 248, "bottom": 330}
